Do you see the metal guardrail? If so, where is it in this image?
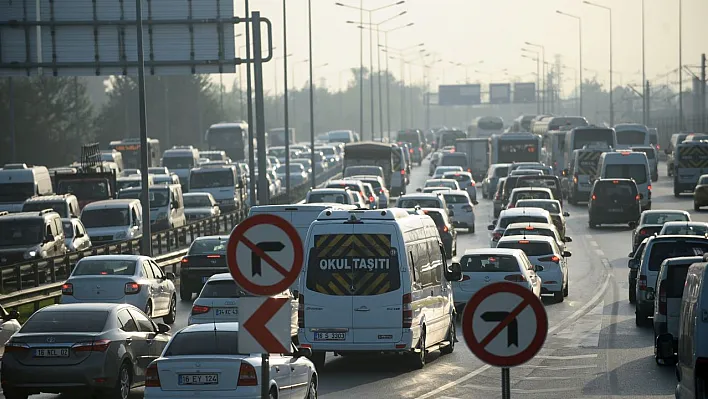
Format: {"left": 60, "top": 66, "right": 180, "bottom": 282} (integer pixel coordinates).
{"left": 0, "top": 166, "right": 343, "bottom": 314}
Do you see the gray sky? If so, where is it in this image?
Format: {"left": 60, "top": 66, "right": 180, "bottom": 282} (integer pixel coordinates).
{"left": 222, "top": 0, "right": 708, "bottom": 95}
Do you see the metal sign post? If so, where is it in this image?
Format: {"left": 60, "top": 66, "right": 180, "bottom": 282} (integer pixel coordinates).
{"left": 502, "top": 367, "right": 511, "bottom": 399}
{"left": 253, "top": 11, "right": 269, "bottom": 207}
{"left": 134, "top": 0, "right": 151, "bottom": 256}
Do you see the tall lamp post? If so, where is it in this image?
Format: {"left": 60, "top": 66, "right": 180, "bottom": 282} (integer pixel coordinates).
{"left": 381, "top": 23, "right": 414, "bottom": 139}
{"left": 521, "top": 53, "right": 541, "bottom": 114}
{"left": 381, "top": 43, "right": 424, "bottom": 130}
{"left": 584, "top": 1, "right": 613, "bottom": 125}
{"left": 274, "top": 53, "right": 294, "bottom": 125}
{"left": 556, "top": 10, "right": 583, "bottom": 116}
{"left": 336, "top": 0, "right": 406, "bottom": 139}
{"left": 524, "top": 42, "right": 546, "bottom": 113}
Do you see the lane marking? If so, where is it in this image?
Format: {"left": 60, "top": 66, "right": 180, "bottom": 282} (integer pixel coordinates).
{"left": 520, "top": 364, "right": 597, "bottom": 370}
{"left": 416, "top": 269, "right": 612, "bottom": 399}
{"left": 524, "top": 376, "right": 581, "bottom": 381}
{"left": 535, "top": 354, "right": 598, "bottom": 360}
{"left": 590, "top": 241, "right": 599, "bottom": 247}
{"left": 595, "top": 249, "right": 605, "bottom": 257}
{"left": 462, "top": 384, "right": 578, "bottom": 394}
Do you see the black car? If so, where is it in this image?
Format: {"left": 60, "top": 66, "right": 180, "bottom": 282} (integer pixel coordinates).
{"left": 627, "top": 237, "right": 649, "bottom": 304}
{"left": 588, "top": 179, "right": 641, "bottom": 228}
{"left": 179, "top": 235, "right": 229, "bottom": 300}
{"left": 499, "top": 175, "right": 523, "bottom": 209}
{"left": 422, "top": 208, "right": 457, "bottom": 259}
{"left": 515, "top": 175, "right": 564, "bottom": 207}
{"left": 0, "top": 209, "right": 67, "bottom": 267}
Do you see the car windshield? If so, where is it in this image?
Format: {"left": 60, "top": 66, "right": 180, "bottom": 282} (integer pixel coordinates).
{"left": 81, "top": 208, "right": 130, "bottom": 228}
{"left": 21, "top": 310, "right": 108, "bottom": 333}
{"left": 162, "top": 156, "right": 195, "bottom": 169}
{"left": 184, "top": 195, "right": 213, "bottom": 208}
{"left": 190, "top": 170, "right": 234, "bottom": 189}
{"left": 504, "top": 228, "right": 554, "bottom": 239}
{"left": 642, "top": 212, "right": 689, "bottom": 224}
{"left": 460, "top": 255, "right": 520, "bottom": 272}
{"left": 604, "top": 164, "right": 648, "bottom": 184}
{"left": 0, "top": 183, "right": 35, "bottom": 201}
{"left": 308, "top": 193, "right": 348, "bottom": 204}
{"left": 0, "top": 220, "right": 44, "bottom": 246}
{"left": 594, "top": 182, "right": 637, "bottom": 197}
{"left": 513, "top": 190, "right": 551, "bottom": 201}
{"left": 164, "top": 331, "right": 242, "bottom": 356}
{"left": 648, "top": 241, "right": 708, "bottom": 271}
{"left": 73, "top": 259, "right": 136, "bottom": 276}
{"left": 442, "top": 194, "right": 470, "bottom": 204}
{"left": 515, "top": 201, "right": 560, "bottom": 214}
{"left": 500, "top": 216, "right": 548, "bottom": 228}
{"left": 62, "top": 221, "right": 74, "bottom": 238}
{"left": 199, "top": 280, "right": 251, "bottom": 298}
{"left": 398, "top": 199, "right": 440, "bottom": 208}
{"left": 57, "top": 180, "right": 110, "bottom": 200}
{"left": 118, "top": 189, "right": 169, "bottom": 208}
{"left": 189, "top": 239, "right": 227, "bottom": 255}
{"left": 425, "top": 180, "right": 457, "bottom": 189}
{"left": 497, "top": 241, "right": 553, "bottom": 256}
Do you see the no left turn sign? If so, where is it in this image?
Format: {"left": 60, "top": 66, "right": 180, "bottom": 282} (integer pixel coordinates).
{"left": 226, "top": 214, "right": 304, "bottom": 296}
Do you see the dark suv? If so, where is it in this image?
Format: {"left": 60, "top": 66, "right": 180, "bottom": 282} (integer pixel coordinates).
{"left": 179, "top": 235, "right": 229, "bottom": 300}
{"left": 0, "top": 209, "right": 67, "bottom": 267}
{"left": 422, "top": 208, "right": 457, "bottom": 259}
{"left": 588, "top": 178, "right": 641, "bottom": 228}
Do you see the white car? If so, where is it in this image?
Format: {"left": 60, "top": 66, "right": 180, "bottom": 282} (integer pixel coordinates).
{"left": 440, "top": 191, "right": 476, "bottom": 233}
{"left": 487, "top": 208, "right": 554, "bottom": 248}
{"left": 497, "top": 235, "right": 570, "bottom": 302}
{"left": 188, "top": 273, "right": 298, "bottom": 340}
{"left": 442, "top": 171, "right": 478, "bottom": 202}
{"left": 432, "top": 166, "right": 463, "bottom": 179}
{"left": 183, "top": 192, "right": 221, "bottom": 222}
{"left": 60, "top": 255, "right": 177, "bottom": 324}
{"left": 502, "top": 222, "right": 571, "bottom": 250}
{"left": 144, "top": 323, "right": 318, "bottom": 399}
{"left": 452, "top": 248, "right": 541, "bottom": 314}
{"left": 423, "top": 178, "right": 461, "bottom": 192}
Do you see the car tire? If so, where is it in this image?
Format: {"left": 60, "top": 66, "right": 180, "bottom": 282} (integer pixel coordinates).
{"left": 553, "top": 291, "right": 564, "bottom": 303}
{"left": 635, "top": 309, "right": 649, "bottom": 327}
{"left": 695, "top": 202, "right": 701, "bottom": 212}
{"left": 440, "top": 317, "right": 455, "bottom": 355}
{"left": 674, "top": 189, "right": 681, "bottom": 198}
{"left": 588, "top": 220, "right": 597, "bottom": 229}
{"left": 109, "top": 362, "right": 132, "bottom": 399}
{"left": 410, "top": 329, "right": 426, "bottom": 369}
{"left": 269, "top": 388, "right": 278, "bottom": 399}
{"left": 163, "top": 295, "right": 177, "bottom": 324}
{"left": 306, "top": 378, "right": 318, "bottom": 399}
{"left": 3, "top": 388, "right": 28, "bottom": 399}
{"left": 180, "top": 283, "right": 192, "bottom": 301}
{"left": 469, "top": 226, "right": 475, "bottom": 234}
{"left": 144, "top": 301, "right": 153, "bottom": 318}
{"left": 310, "top": 351, "right": 326, "bottom": 372}
{"left": 563, "top": 282, "right": 569, "bottom": 297}
{"left": 629, "top": 284, "right": 636, "bottom": 304}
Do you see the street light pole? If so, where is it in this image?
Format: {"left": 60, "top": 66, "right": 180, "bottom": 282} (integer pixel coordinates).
{"left": 525, "top": 42, "right": 545, "bottom": 113}
{"left": 282, "top": 0, "right": 291, "bottom": 200}
{"left": 584, "top": 1, "right": 613, "bottom": 124}
{"left": 555, "top": 11, "right": 583, "bottom": 116}
{"left": 522, "top": 53, "right": 541, "bottom": 114}
{"left": 308, "top": 0, "right": 315, "bottom": 188}
{"left": 679, "top": 0, "right": 683, "bottom": 130}
{"left": 642, "top": 0, "right": 646, "bottom": 125}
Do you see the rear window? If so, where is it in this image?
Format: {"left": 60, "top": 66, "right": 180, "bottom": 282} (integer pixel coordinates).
{"left": 594, "top": 182, "right": 637, "bottom": 197}
{"left": 164, "top": 331, "right": 241, "bottom": 356}
{"left": 72, "top": 259, "right": 136, "bottom": 276}
{"left": 442, "top": 194, "right": 470, "bottom": 204}
{"left": 306, "top": 234, "right": 400, "bottom": 296}
{"left": 199, "top": 280, "right": 251, "bottom": 298}
{"left": 663, "top": 224, "right": 708, "bottom": 236}
{"left": 22, "top": 310, "right": 108, "bottom": 333}
{"left": 23, "top": 202, "right": 67, "bottom": 218}
{"left": 512, "top": 190, "right": 551, "bottom": 201}
{"left": 516, "top": 178, "right": 559, "bottom": 191}
{"left": 443, "top": 173, "right": 471, "bottom": 183}
{"left": 504, "top": 228, "right": 554, "bottom": 239}
{"left": 647, "top": 241, "right": 708, "bottom": 271}
{"left": 497, "top": 241, "right": 553, "bottom": 256}
{"left": 362, "top": 179, "right": 382, "bottom": 190}
{"left": 515, "top": 201, "right": 560, "bottom": 214}
{"left": 666, "top": 265, "right": 691, "bottom": 298}
{"left": 500, "top": 216, "right": 548, "bottom": 228}
{"left": 604, "top": 164, "right": 648, "bottom": 184}
{"left": 398, "top": 198, "right": 441, "bottom": 208}
{"left": 617, "top": 130, "right": 647, "bottom": 145}
{"left": 441, "top": 155, "right": 468, "bottom": 167}
{"left": 309, "top": 193, "right": 348, "bottom": 204}
{"left": 494, "top": 166, "right": 510, "bottom": 177}
{"left": 460, "top": 255, "right": 520, "bottom": 272}
{"left": 327, "top": 183, "right": 360, "bottom": 192}
{"left": 189, "top": 239, "right": 227, "bottom": 255}
{"left": 642, "top": 212, "right": 689, "bottom": 224}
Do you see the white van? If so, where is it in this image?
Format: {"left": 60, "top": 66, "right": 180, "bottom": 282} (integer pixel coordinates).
{"left": 673, "top": 258, "right": 708, "bottom": 398}
{"left": 116, "top": 175, "right": 154, "bottom": 192}
{"left": 598, "top": 151, "right": 652, "bottom": 211}
{"left": 22, "top": 194, "right": 80, "bottom": 219}
{"left": 0, "top": 164, "right": 53, "bottom": 212}
{"left": 189, "top": 164, "right": 243, "bottom": 212}
{"left": 80, "top": 199, "right": 143, "bottom": 245}
{"left": 298, "top": 208, "right": 462, "bottom": 370}
{"left": 100, "top": 150, "right": 124, "bottom": 172}
{"left": 161, "top": 146, "right": 200, "bottom": 192}
{"left": 613, "top": 123, "right": 650, "bottom": 150}
{"left": 117, "top": 184, "right": 186, "bottom": 231}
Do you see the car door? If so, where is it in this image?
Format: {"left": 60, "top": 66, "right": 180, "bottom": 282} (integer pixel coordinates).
{"left": 129, "top": 308, "right": 169, "bottom": 379}
{"left": 75, "top": 221, "right": 90, "bottom": 250}
{"left": 269, "top": 354, "right": 292, "bottom": 399}
{"left": 117, "top": 309, "right": 151, "bottom": 380}
{"left": 287, "top": 346, "right": 310, "bottom": 398}
{"left": 150, "top": 261, "right": 171, "bottom": 314}
{"left": 141, "top": 261, "right": 163, "bottom": 314}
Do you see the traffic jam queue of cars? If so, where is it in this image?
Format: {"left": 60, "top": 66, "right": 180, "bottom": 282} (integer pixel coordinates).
{"left": 6, "top": 123, "right": 708, "bottom": 399}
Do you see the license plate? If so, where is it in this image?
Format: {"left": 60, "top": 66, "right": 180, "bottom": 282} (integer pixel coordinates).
{"left": 34, "top": 348, "right": 69, "bottom": 358}
{"left": 215, "top": 308, "right": 237, "bottom": 316}
{"left": 608, "top": 208, "right": 622, "bottom": 212}
{"left": 202, "top": 276, "right": 209, "bottom": 283}
{"left": 314, "top": 332, "right": 346, "bottom": 341}
{"left": 178, "top": 374, "right": 219, "bottom": 385}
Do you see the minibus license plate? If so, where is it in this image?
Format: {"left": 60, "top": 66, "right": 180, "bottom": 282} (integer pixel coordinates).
{"left": 314, "top": 332, "right": 346, "bottom": 341}
{"left": 179, "top": 374, "right": 219, "bottom": 385}
{"left": 34, "top": 348, "right": 69, "bottom": 357}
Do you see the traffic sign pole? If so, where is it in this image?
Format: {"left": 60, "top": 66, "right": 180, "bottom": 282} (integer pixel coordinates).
{"left": 502, "top": 367, "right": 510, "bottom": 399}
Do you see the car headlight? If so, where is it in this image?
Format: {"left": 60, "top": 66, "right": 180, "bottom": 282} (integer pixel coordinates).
{"left": 23, "top": 246, "right": 45, "bottom": 259}
{"left": 114, "top": 231, "right": 128, "bottom": 239}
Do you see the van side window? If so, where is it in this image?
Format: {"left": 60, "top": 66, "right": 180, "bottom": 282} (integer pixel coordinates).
{"left": 52, "top": 218, "right": 62, "bottom": 237}
{"left": 408, "top": 249, "right": 417, "bottom": 283}
{"left": 427, "top": 240, "right": 443, "bottom": 284}
{"left": 131, "top": 208, "right": 138, "bottom": 225}
{"left": 142, "top": 262, "right": 155, "bottom": 280}
{"left": 416, "top": 243, "right": 433, "bottom": 288}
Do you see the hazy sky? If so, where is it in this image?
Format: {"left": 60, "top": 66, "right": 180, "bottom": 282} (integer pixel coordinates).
{"left": 222, "top": 0, "right": 708, "bottom": 95}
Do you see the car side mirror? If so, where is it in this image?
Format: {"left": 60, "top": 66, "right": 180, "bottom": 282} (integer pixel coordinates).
{"left": 628, "top": 258, "right": 640, "bottom": 269}
{"left": 156, "top": 323, "right": 171, "bottom": 334}
{"left": 295, "top": 346, "right": 312, "bottom": 359}
{"left": 534, "top": 265, "right": 544, "bottom": 272}
{"left": 563, "top": 251, "right": 572, "bottom": 258}
{"left": 487, "top": 224, "right": 495, "bottom": 231}
{"left": 629, "top": 221, "right": 638, "bottom": 229}
{"left": 563, "top": 236, "right": 573, "bottom": 243}
{"left": 444, "top": 262, "right": 463, "bottom": 282}
{"left": 563, "top": 212, "right": 570, "bottom": 217}
{"left": 166, "top": 272, "right": 175, "bottom": 281}
{"left": 7, "top": 310, "right": 19, "bottom": 320}
{"left": 44, "top": 235, "right": 53, "bottom": 244}
{"left": 416, "top": 188, "right": 422, "bottom": 192}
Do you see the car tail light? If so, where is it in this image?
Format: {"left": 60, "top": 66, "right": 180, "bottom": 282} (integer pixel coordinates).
{"left": 4, "top": 342, "right": 30, "bottom": 353}
{"left": 640, "top": 229, "right": 646, "bottom": 235}
{"left": 635, "top": 194, "right": 640, "bottom": 201}
{"left": 181, "top": 257, "right": 189, "bottom": 264}
{"left": 72, "top": 339, "right": 111, "bottom": 352}
{"left": 369, "top": 196, "right": 375, "bottom": 203}
{"left": 124, "top": 282, "right": 141, "bottom": 295}
{"left": 238, "top": 362, "right": 258, "bottom": 386}
{"left": 401, "top": 169, "right": 405, "bottom": 175}
{"left": 492, "top": 232, "right": 502, "bottom": 241}
{"left": 648, "top": 185, "right": 652, "bottom": 191}
{"left": 539, "top": 255, "right": 560, "bottom": 263}
{"left": 592, "top": 194, "right": 597, "bottom": 201}
{"left": 402, "top": 293, "right": 413, "bottom": 328}
{"left": 658, "top": 283, "right": 667, "bottom": 315}
{"left": 463, "top": 205, "right": 473, "bottom": 212}
{"left": 191, "top": 304, "right": 210, "bottom": 315}
{"left": 638, "top": 275, "right": 647, "bottom": 291}
{"left": 440, "top": 225, "right": 449, "bottom": 233}
{"left": 62, "top": 283, "right": 73, "bottom": 295}
{"left": 470, "top": 181, "right": 476, "bottom": 187}
{"left": 573, "top": 174, "right": 578, "bottom": 184}
{"left": 298, "top": 293, "right": 305, "bottom": 328}
{"left": 409, "top": 148, "right": 414, "bottom": 154}
{"left": 207, "top": 255, "right": 221, "bottom": 258}
{"left": 145, "top": 364, "right": 161, "bottom": 387}
{"left": 461, "top": 275, "right": 470, "bottom": 281}
{"left": 504, "top": 274, "right": 526, "bottom": 282}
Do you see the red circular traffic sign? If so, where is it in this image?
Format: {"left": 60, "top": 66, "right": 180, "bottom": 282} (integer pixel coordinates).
{"left": 226, "top": 214, "right": 304, "bottom": 296}
{"left": 461, "top": 282, "right": 548, "bottom": 367}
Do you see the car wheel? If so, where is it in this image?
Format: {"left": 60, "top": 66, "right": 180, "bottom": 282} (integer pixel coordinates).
{"left": 180, "top": 283, "right": 192, "bottom": 301}
{"left": 269, "top": 388, "right": 278, "bottom": 399}
{"left": 695, "top": 202, "right": 701, "bottom": 212}
{"left": 469, "top": 226, "right": 475, "bottom": 234}
{"left": 144, "top": 301, "right": 152, "bottom": 318}
{"left": 109, "top": 362, "right": 132, "bottom": 399}
{"left": 410, "top": 329, "right": 426, "bottom": 369}
{"left": 588, "top": 220, "right": 597, "bottom": 229}
{"left": 629, "top": 284, "right": 636, "bottom": 304}
{"left": 3, "top": 388, "right": 28, "bottom": 399}
{"left": 674, "top": 189, "right": 681, "bottom": 198}
{"left": 553, "top": 291, "right": 564, "bottom": 303}
{"left": 163, "top": 295, "right": 177, "bottom": 324}
{"left": 441, "top": 317, "right": 455, "bottom": 355}
{"left": 306, "top": 378, "right": 318, "bottom": 399}
{"left": 563, "top": 282, "right": 569, "bottom": 297}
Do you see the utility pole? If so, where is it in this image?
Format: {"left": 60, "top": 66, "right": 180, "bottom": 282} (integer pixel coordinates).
{"left": 645, "top": 80, "right": 651, "bottom": 127}
{"left": 702, "top": 54, "right": 706, "bottom": 133}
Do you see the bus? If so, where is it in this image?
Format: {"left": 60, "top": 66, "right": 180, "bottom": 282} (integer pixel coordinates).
{"left": 468, "top": 116, "right": 504, "bottom": 138}
{"left": 613, "top": 123, "right": 650, "bottom": 150}
{"left": 564, "top": 126, "right": 617, "bottom": 166}
{"left": 205, "top": 121, "right": 249, "bottom": 161}
{"left": 510, "top": 115, "right": 537, "bottom": 132}
{"left": 108, "top": 137, "right": 161, "bottom": 169}
{"left": 489, "top": 133, "right": 542, "bottom": 164}
{"left": 541, "top": 130, "right": 568, "bottom": 175}
{"left": 436, "top": 129, "right": 467, "bottom": 149}
{"left": 531, "top": 116, "right": 588, "bottom": 136}
{"left": 267, "top": 128, "right": 295, "bottom": 148}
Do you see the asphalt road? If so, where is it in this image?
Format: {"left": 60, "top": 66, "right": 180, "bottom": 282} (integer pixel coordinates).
{"left": 19, "top": 158, "right": 692, "bottom": 399}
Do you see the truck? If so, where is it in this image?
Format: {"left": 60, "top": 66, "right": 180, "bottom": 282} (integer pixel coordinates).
{"left": 343, "top": 142, "right": 400, "bottom": 193}
{"left": 674, "top": 141, "right": 708, "bottom": 197}
{"left": 454, "top": 138, "right": 489, "bottom": 181}
{"left": 108, "top": 137, "right": 161, "bottom": 169}
{"left": 54, "top": 143, "right": 118, "bottom": 210}
{"left": 565, "top": 145, "right": 611, "bottom": 205}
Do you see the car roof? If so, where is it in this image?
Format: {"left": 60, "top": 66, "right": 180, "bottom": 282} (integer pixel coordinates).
{"left": 663, "top": 221, "right": 708, "bottom": 226}
{"left": 79, "top": 254, "right": 145, "bottom": 262}
{"left": 183, "top": 192, "right": 212, "bottom": 197}
{"left": 500, "top": 208, "right": 551, "bottom": 217}
{"left": 461, "top": 248, "right": 524, "bottom": 257}
{"left": 193, "top": 235, "right": 229, "bottom": 242}
{"left": 443, "top": 171, "right": 472, "bottom": 176}
{"left": 24, "top": 194, "right": 75, "bottom": 202}
{"left": 661, "top": 256, "right": 704, "bottom": 266}
{"left": 328, "top": 179, "right": 362, "bottom": 185}
{"left": 505, "top": 222, "right": 558, "bottom": 231}
{"left": 83, "top": 199, "right": 139, "bottom": 209}
{"left": 38, "top": 302, "right": 131, "bottom": 313}
{"left": 498, "top": 234, "right": 556, "bottom": 244}
{"left": 647, "top": 235, "right": 708, "bottom": 244}
{"left": 642, "top": 209, "right": 689, "bottom": 215}
{"left": 177, "top": 322, "right": 240, "bottom": 334}
{"left": 207, "top": 272, "right": 234, "bottom": 282}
